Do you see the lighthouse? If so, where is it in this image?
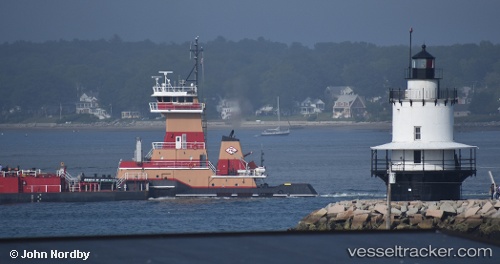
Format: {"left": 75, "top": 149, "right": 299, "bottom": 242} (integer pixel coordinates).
{"left": 370, "top": 44, "right": 477, "bottom": 201}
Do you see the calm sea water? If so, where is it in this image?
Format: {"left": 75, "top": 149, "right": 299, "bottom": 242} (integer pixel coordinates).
{"left": 0, "top": 126, "right": 499, "bottom": 238}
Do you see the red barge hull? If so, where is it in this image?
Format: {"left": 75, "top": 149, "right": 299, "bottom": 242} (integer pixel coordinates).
{"left": 0, "top": 169, "right": 148, "bottom": 204}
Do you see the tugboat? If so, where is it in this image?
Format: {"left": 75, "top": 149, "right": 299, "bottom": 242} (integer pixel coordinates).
{"left": 116, "top": 37, "right": 316, "bottom": 198}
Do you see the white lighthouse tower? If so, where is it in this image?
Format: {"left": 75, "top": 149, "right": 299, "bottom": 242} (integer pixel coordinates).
{"left": 371, "top": 44, "right": 477, "bottom": 201}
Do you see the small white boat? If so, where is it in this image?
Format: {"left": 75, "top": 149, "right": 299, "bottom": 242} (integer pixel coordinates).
{"left": 261, "top": 96, "right": 290, "bottom": 136}
{"left": 261, "top": 126, "right": 290, "bottom": 136}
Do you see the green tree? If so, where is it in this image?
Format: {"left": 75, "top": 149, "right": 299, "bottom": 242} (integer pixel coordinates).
{"left": 469, "top": 90, "right": 499, "bottom": 115}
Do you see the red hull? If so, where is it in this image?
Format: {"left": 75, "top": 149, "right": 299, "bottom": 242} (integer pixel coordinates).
{"left": 0, "top": 174, "right": 63, "bottom": 194}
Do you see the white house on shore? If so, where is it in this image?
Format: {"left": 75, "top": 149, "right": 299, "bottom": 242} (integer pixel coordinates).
{"left": 332, "top": 94, "right": 366, "bottom": 119}
{"left": 216, "top": 98, "right": 240, "bottom": 120}
{"left": 75, "top": 92, "right": 111, "bottom": 120}
{"left": 299, "top": 97, "right": 325, "bottom": 116}
{"left": 121, "top": 111, "right": 141, "bottom": 119}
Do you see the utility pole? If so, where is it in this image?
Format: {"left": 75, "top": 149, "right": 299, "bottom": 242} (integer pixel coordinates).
{"left": 488, "top": 171, "right": 496, "bottom": 185}
{"left": 386, "top": 162, "right": 394, "bottom": 230}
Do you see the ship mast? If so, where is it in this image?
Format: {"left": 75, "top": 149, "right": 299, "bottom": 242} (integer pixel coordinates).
{"left": 185, "top": 37, "right": 207, "bottom": 142}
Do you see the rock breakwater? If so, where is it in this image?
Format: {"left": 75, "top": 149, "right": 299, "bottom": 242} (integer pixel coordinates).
{"left": 294, "top": 199, "right": 500, "bottom": 241}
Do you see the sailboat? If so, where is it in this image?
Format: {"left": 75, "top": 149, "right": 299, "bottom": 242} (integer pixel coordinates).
{"left": 261, "top": 96, "right": 290, "bottom": 136}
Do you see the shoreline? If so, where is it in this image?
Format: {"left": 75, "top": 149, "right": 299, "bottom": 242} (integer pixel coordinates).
{"left": 0, "top": 120, "right": 392, "bottom": 131}
{"left": 1, "top": 120, "right": 499, "bottom": 131}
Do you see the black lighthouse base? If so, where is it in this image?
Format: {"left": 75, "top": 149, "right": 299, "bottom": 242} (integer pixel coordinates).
{"left": 390, "top": 181, "right": 462, "bottom": 201}
{"left": 374, "top": 170, "right": 475, "bottom": 201}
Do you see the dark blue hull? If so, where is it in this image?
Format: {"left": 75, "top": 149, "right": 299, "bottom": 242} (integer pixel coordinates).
{"left": 0, "top": 191, "right": 149, "bottom": 204}
{"left": 147, "top": 180, "right": 318, "bottom": 198}
{"left": 0, "top": 180, "right": 317, "bottom": 204}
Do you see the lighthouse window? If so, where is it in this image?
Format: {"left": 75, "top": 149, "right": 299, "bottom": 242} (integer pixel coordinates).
{"left": 426, "top": 59, "right": 434, "bottom": 68}
{"left": 413, "top": 59, "right": 426, "bottom": 69}
{"left": 414, "top": 126, "right": 421, "bottom": 140}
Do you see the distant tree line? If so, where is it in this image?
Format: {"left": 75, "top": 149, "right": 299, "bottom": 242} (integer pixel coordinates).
{"left": 1, "top": 36, "right": 499, "bottom": 122}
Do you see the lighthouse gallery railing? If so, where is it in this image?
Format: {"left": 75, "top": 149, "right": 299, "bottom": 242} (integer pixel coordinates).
{"left": 371, "top": 148, "right": 476, "bottom": 175}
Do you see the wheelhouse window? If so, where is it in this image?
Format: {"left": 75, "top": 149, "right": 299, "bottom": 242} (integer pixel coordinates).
{"left": 414, "top": 126, "right": 421, "bottom": 140}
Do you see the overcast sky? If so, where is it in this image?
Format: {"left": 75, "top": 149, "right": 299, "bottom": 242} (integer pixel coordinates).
{"left": 1, "top": 0, "right": 499, "bottom": 47}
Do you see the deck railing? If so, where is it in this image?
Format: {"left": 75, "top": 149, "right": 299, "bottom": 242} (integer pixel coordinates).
{"left": 152, "top": 141, "right": 205, "bottom": 150}
{"left": 152, "top": 85, "right": 197, "bottom": 94}
{"left": 149, "top": 102, "right": 204, "bottom": 112}
{"left": 123, "top": 172, "right": 148, "bottom": 180}
{"left": 140, "top": 160, "right": 211, "bottom": 169}
{"left": 371, "top": 149, "right": 476, "bottom": 175}
{"left": 389, "top": 88, "right": 458, "bottom": 103}
{"left": 1, "top": 169, "right": 44, "bottom": 177}
{"left": 27, "top": 185, "right": 61, "bottom": 193}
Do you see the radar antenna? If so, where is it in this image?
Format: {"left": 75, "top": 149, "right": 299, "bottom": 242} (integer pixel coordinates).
{"left": 151, "top": 76, "right": 161, "bottom": 86}
{"left": 159, "top": 71, "right": 173, "bottom": 85}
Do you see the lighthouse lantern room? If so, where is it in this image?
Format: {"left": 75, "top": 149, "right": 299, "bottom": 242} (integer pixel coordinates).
{"left": 371, "top": 44, "right": 477, "bottom": 201}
